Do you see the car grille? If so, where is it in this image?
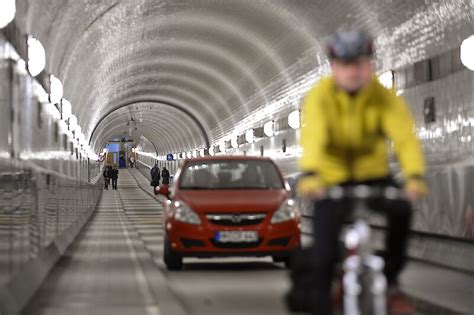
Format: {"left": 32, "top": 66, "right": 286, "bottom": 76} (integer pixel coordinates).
{"left": 181, "top": 238, "right": 205, "bottom": 248}
{"left": 268, "top": 237, "right": 291, "bottom": 247}
{"left": 206, "top": 213, "right": 267, "bottom": 226}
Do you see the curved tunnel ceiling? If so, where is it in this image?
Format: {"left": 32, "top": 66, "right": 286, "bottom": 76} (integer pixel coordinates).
{"left": 16, "top": 0, "right": 473, "bottom": 153}
{"left": 91, "top": 103, "right": 207, "bottom": 154}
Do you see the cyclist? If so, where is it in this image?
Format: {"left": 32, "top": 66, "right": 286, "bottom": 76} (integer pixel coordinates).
{"left": 296, "top": 30, "right": 427, "bottom": 315}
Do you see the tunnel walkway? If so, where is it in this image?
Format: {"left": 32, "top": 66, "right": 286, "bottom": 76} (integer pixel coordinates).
{"left": 22, "top": 169, "right": 473, "bottom": 315}
{"left": 21, "top": 173, "right": 163, "bottom": 315}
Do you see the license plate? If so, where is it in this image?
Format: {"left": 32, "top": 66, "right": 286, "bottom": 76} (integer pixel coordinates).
{"left": 215, "top": 231, "right": 258, "bottom": 243}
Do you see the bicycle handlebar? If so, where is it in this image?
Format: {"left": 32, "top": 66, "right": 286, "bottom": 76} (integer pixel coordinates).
{"left": 324, "top": 185, "right": 406, "bottom": 201}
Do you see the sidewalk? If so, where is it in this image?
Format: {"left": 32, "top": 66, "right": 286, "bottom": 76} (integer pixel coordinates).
{"left": 22, "top": 191, "right": 161, "bottom": 315}
{"left": 401, "top": 261, "right": 474, "bottom": 314}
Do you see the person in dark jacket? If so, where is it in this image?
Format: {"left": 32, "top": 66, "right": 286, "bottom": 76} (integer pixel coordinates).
{"left": 110, "top": 165, "right": 119, "bottom": 190}
{"left": 150, "top": 163, "right": 159, "bottom": 178}
{"left": 103, "top": 165, "right": 111, "bottom": 190}
{"left": 150, "top": 163, "right": 161, "bottom": 189}
{"left": 161, "top": 167, "right": 170, "bottom": 185}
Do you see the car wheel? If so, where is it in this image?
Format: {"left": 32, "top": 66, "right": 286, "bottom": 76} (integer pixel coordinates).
{"left": 164, "top": 235, "right": 183, "bottom": 271}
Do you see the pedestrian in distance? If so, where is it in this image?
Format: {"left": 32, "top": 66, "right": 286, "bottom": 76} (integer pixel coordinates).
{"left": 111, "top": 165, "right": 119, "bottom": 190}
{"left": 161, "top": 167, "right": 171, "bottom": 185}
{"left": 103, "top": 165, "right": 111, "bottom": 190}
{"left": 150, "top": 163, "right": 161, "bottom": 190}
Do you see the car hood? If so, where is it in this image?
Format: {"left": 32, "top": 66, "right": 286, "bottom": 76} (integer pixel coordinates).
{"left": 175, "top": 190, "right": 288, "bottom": 213}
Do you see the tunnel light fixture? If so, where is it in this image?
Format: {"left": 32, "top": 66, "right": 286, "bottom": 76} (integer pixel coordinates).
{"left": 27, "top": 36, "right": 46, "bottom": 77}
{"left": 91, "top": 154, "right": 99, "bottom": 161}
{"left": 33, "top": 81, "right": 49, "bottom": 103}
{"left": 0, "top": 0, "right": 15, "bottom": 29}
{"left": 288, "top": 110, "right": 301, "bottom": 129}
{"left": 58, "top": 120, "right": 68, "bottom": 133}
{"left": 72, "top": 140, "right": 80, "bottom": 150}
{"left": 208, "top": 146, "right": 215, "bottom": 156}
{"left": 230, "top": 136, "right": 239, "bottom": 149}
{"left": 68, "top": 114, "right": 78, "bottom": 131}
{"left": 218, "top": 142, "right": 225, "bottom": 153}
{"left": 77, "top": 132, "right": 86, "bottom": 146}
{"left": 87, "top": 148, "right": 99, "bottom": 161}
{"left": 245, "top": 129, "right": 254, "bottom": 143}
{"left": 75, "top": 126, "right": 82, "bottom": 138}
{"left": 378, "top": 71, "right": 394, "bottom": 89}
{"left": 263, "top": 121, "right": 275, "bottom": 137}
{"left": 49, "top": 75, "right": 63, "bottom": 104}
{"left": 44, "top": 102, "right": 61, "bottom": 120}
{"left": 65, "top": 128, "right": 74, "bottom": 141}
{"left": 460, "top": 35, "right": 474, "bottom": 71}
{"left": 61, "top": 98, "right": 72, "bottom": 120}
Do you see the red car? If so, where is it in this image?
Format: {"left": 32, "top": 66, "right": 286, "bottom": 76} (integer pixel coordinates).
{"left": 158, "top": 156, "right": 301, "bottom": 270}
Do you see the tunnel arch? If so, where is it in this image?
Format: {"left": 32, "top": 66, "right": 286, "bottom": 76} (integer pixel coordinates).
{"left": 94, "top": 114, "right": 199, "bottom": 154}
{"left": 21, "top": 0, "right": 321, "bottom": 150}
{"left": 89, "top": 100, "right": 211, "bottom": 154}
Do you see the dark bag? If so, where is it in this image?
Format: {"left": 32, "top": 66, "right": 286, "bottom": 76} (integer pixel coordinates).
{"left": 285, "top": 248, "right": 314, "bottom": 313}
{"left": 150, "top": 178, "right": 159, "bottom": 187}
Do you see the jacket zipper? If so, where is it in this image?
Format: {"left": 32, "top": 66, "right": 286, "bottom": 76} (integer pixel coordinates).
{"left": 346, "top": 97, "right": 358, "bottom": 180}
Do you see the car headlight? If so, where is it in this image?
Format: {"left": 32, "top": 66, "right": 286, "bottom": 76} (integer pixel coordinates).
{"left": 271, "top": 199, "right": 300, "bottom": 224}
{"left": 171, "top": 201, "right": 201, "bottom": 225}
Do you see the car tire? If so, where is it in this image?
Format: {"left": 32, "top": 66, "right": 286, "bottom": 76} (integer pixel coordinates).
{"left": 273, "top": 256, "right": 291, "bottom": 268}
{"left": 164, "top": 235, "right": 183, "bottom": 271}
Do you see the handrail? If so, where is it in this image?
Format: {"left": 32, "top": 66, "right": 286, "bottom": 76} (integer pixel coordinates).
{"left": 137, "top": 160, "right": 153, "bottom": 170}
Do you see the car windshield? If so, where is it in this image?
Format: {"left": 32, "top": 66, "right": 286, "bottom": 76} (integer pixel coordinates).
{"left": 179, "top": 160, "right": 284, "bottom": 190}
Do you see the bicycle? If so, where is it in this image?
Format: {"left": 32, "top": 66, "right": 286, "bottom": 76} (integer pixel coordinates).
{"left": 324, "top": 185, "right": 407, "bottom": 315}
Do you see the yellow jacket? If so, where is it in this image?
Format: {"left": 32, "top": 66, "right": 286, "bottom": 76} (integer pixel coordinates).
{"left": 299, "top": 76, "right": 425, "bottom": 186}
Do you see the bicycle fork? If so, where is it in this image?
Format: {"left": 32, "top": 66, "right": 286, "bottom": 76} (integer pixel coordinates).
{"left": 343, "top": 247, "right": 387, "bottom": 315}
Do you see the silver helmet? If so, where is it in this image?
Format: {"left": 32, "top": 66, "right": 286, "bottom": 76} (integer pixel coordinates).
{"left": 327, "top": 30, "right": 374, "bottom": 61}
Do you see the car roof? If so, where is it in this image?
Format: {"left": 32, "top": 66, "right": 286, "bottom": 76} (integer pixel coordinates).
{"left": 182, "top": 155, "right": 273, "bottom": 163}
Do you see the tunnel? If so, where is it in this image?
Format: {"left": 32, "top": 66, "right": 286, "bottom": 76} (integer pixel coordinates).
{"left": 0, "top": 1, "right": 473, "bottom": 314}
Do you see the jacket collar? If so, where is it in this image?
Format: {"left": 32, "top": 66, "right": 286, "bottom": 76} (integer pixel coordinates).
{"left": 330, "top": 76, "right": 379, "bottom": 105}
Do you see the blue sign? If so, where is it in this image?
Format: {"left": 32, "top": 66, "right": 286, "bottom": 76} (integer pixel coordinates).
{"left": 166, "top": 153, "right": 174, "bottom": 161}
